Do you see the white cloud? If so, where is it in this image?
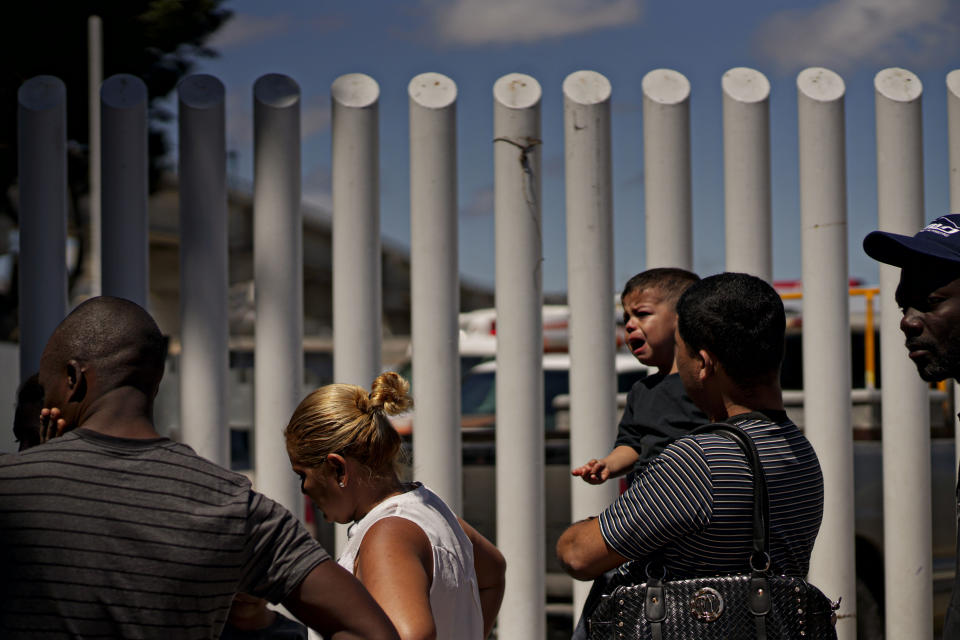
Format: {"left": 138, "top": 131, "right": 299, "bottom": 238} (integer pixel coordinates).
{"left": 754, "top": 0, "right": 960, "bottom": 72}
{"left": 208, "top": 13, "right": 293, "bottom": 50}
{"left": 428, "top": 0, "right": 642, "bottom": 46}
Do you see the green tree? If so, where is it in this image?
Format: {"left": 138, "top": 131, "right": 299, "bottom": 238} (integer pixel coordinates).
{"left": 0, "top": 0, "right": 231, "bottom": 337}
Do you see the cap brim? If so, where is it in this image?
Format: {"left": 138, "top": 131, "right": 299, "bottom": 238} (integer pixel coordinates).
{"left": 863, "top": 230, "right": 960, "bottom": 268}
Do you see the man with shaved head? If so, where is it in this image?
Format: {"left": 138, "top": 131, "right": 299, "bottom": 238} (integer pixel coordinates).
{"left": 0, "top": 297, "right": 398, "bottom": 640}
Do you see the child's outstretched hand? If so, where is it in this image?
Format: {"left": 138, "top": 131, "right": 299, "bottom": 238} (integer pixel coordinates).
{"left": 572, "top": 458, "right": 611, "bottom": 484}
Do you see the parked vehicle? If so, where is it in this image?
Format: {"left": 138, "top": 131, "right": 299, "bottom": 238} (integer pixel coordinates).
{"left": 460, "top": 353, "right": 648, "bottom": 430}
{"left": 392, "top": 352, "right": 647, "bottom": 435}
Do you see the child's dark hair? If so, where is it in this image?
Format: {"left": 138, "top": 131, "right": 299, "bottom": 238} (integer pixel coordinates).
{"left": 621, "top": 268, "right": 700, "bottom": 305}
{"left": 676, "top": 272, "right": 785, "bottom": 386}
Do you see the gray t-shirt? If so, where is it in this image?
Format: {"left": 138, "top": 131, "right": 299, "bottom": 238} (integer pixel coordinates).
{"left": 0, "top": 428, "right": 329, "bottom": 639}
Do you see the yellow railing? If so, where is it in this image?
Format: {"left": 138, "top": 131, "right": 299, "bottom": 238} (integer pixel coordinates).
{"left": 851, "top": 287, "right": 880, "bottom": 389}
{"left": 780, "top": 286, "right": 881, "bottom": 389}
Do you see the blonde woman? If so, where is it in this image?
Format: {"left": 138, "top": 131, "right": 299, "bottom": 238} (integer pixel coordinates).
{"left": 285, "top": 372, "right": 506, "bottom": 640}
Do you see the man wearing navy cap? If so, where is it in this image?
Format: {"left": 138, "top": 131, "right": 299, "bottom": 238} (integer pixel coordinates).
{"left": 864, "top": 213, "right": 960, "bottom": 639}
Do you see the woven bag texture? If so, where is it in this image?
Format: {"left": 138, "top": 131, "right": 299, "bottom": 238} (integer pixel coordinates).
{"left": 589, "top": 573, "right": 837, "bottom": 640}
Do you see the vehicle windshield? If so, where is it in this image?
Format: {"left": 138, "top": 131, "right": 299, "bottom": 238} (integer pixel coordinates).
{"left": 394, "top": 355, "right": 492, "bottom": 394}
{"left": 460, "top": 367, "right": 648, "bottom": 430}
{"left": 461, "top": 371, "right": 496, "bottom": 415}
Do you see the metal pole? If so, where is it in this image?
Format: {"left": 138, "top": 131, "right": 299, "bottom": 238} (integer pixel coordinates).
{"left": 101, "top": 74, "right": 148, "bottom": 307}
{"left": 88, "top": 16, "right": 102, "bottom": 297}
{"left": 949, "top": 69, "right": 960, "bottom": 213}
{"left": 18, "top": 76, "right": 68, "bottom": 380}
{"left": 797, "top": 67, "right": 856, "bottom": 640}
{"left": 178, "top": 74, "right": 229, "bottom": 467}
{"left": 875, "top": 66, "right": 932, "bottom": 640}
{"left": 947, "top": 69, "right": 960, "bottom": 477}
{"left": 331, "top": 73, "right": 381, "bottom": 550}
{"left": 563, "top": 70, "right": 616, "bottom": 622}
{"left": 409, "top": 72, "right": 461, "bottom": 513}
{"left": 722, "top": 67, "right": 772, "bottom": 281}
{"left": 642, "top": 69, "right": 692, "bottom": 270}
{"left": 494, "top": 72, "right": 544, "bottom": 640}
{"left": 253, "top": 73, "right": 303, "bottom": 517}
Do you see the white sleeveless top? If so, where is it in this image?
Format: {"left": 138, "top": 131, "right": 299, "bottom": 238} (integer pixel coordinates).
{"left": 338, "top": 483, "right": 484, "bottom": 640}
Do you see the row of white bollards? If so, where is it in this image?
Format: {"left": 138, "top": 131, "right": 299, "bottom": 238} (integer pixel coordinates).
{"left": 16, "top": 64, "right": 960, "bottom": 640}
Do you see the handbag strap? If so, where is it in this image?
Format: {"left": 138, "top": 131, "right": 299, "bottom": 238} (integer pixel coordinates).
{"left": 690, "top": 422, "right": 771, "bottom": 571}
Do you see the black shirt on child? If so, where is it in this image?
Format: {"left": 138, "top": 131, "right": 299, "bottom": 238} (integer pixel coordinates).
{"left": 614, "top": 371, "right": 708, "bottom": 482}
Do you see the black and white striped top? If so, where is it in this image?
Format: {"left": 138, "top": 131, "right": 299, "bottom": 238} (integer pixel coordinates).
{"left": 599, "top": 411, "right": 823, "bottom": 577}
{"left": 0, "top": 428, "right": 329, "bottom": 639}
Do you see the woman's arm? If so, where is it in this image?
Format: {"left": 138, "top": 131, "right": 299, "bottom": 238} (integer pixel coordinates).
{"left": 458, "top": 518, "right": 506, "bottom": 638}
{"left": 356, "top": 516, "right": 437, "bottom": 640}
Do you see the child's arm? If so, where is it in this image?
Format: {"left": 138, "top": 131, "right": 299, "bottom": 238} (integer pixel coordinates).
{"left": 571, "top": 446, "right": 640, "bottom": 484}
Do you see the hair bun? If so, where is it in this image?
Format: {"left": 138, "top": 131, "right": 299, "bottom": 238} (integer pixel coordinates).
{"left": 368, "top": 372, "right": 413, "bottom": 415}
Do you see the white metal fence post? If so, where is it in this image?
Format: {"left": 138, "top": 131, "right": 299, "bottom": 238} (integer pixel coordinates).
{"left": 18, "top": 76, "right": 68, "bottom": 381}
{"left": 563, "top": 69, "right": 616, "bottom": 623}
{"left": 875, "top": 67, "right": 932, "bottom": 640}
{"left": 409, "top": 72, "right": 461, "bottom": 513}
{"left": 494, "top": 72, "right": 544, "bottom": 640}
{"left": 947, "top": 69, "right": 960, "bottom": 478}
{"left": 797, "top": 67, "right": 856, "bottom": 640}
{"left": 722, "top": 67, "right": 772, "bottom": 281}
{"left": 947, "top": 70, "right": 960, "bottom": 215}
{"left": 331, "top": 72, "right": 382, "bottom": 551}
{"left": 253, "top": 73, "right": 303, "bottom": 516}
{"left": 88, "top": 16, "right": 103, "bottom": 297}
{"left": 178, "top": 74, "right": 229, "bottom": 467}
{"left": 642, "top": 69, "right": 692, "bottom": 270}
{"left": 101, "top": 74, "right": 148, "bottom": 307}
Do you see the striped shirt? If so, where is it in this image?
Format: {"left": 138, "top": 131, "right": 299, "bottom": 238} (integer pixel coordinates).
{"left": 0, "top": 428, "right": 329, "bottom": 639}
{"left": 599, "top": 411, "right": 823, "bottom": 577}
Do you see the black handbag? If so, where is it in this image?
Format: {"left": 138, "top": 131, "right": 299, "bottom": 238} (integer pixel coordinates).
{"left": 588, "top": 423, "right": 839, "bottom": 640}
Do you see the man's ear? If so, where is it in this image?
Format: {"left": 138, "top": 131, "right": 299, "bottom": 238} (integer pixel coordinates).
{"left": 66, "top": 359, "right": 87, "bottom": 403}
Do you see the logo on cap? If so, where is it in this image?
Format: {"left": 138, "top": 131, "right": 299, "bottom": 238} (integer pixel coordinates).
{"left": 922, "top": 218, "right": 960, "bottom": 237}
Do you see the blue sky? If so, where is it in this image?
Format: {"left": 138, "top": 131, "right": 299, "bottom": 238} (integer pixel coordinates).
{"left": 173, "top": 0, "right": 960, "bottom": 294}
